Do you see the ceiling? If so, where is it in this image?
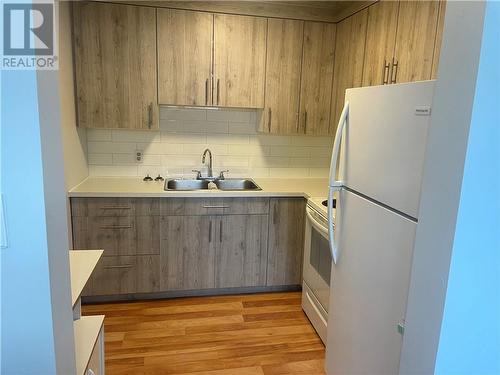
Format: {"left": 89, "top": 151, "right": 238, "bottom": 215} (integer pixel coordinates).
{"left": 110, "top": 1, "right": 377, "bottom": 23}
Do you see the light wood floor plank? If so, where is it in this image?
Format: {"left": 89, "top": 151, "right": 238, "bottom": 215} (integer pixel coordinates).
{"left": 82, "top": 292, "right": 326, "bottom": 375}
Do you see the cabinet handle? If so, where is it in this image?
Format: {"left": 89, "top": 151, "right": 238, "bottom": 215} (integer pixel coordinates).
{"left": 202, "top": 205, "right": 229, "bottom": 209}
{"left": 99, "top": 225, "right": 132, "bottom": 229}
{"left": 383, "top": 59, "right": 390, "bottom": 84}
{"left": 220, "top": 219, "right": 222, "bottom": 243}
{"left": 103, "top": 264, "right": 134, "bottom": 269}
{"left": 209, "top": 220, "right": 212, "bottom": 242}
{"left": 100, "top": 206, "right": 131, "bottom": 210}
{"left": 391, "top": 58, "right": 399, "bottom": 84}
{"left": 147, "top": 103, "right": 153, "bottom": 129}
{"left": 304, "top": 111, "right": 308, "bottom": 134}
{"left": 205, "top": 78, "right": 209, "bottom": 106}
{"left": 296, "top": 112, "right": 300, "bottom": 133}
{"left": 268, "top": 108, "right": 272, "bottom": 132}
{"left": 216, "top": 79, "right": 220, "bottom": 105}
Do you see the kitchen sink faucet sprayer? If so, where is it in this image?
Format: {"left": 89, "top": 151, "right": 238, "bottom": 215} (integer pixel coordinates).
{"left": 202, "top": 148, "right": 213, "bottom": 179}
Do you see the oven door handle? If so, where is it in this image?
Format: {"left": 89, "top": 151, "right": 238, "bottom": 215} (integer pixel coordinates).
{"left": 306, "top": 207, "right": 329, "bottom": 239}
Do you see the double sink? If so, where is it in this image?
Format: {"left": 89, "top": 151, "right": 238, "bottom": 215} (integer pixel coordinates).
{"left": 165, "top": 178, "right": 262, "bottom": 191}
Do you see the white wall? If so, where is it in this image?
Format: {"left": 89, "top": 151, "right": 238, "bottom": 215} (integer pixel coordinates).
{"left": 86, "top": 107, "right": 333, "bottom": 179}
{"left": 59, "top": 1, "right": 88, "bottom": 190}
{"left": 399, "top": 2, "right": 486, "bottom": 374}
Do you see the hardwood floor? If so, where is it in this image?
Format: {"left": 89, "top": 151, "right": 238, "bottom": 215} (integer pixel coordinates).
{"left": 82, "top": 292, "right": 326, "bottom": 375}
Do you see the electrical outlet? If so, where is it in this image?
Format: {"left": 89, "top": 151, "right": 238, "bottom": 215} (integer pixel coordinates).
{"left": 135, "top": 150, "right": 143, "bottom": 163}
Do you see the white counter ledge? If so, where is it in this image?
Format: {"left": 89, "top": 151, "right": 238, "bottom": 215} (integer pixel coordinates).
{"left": 74, "top": 315, "right": 105, "bottom": 375}
{"left": 68, "top": 177, "right": 329, "bottom": 199}
{"left": 69, "top": 250, "right": 103, "bottom": 307}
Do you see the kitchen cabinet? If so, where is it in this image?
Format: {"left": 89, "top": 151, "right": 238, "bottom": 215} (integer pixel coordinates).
{"left": 392, "top": 1, "right": 440, "bottom": 83}
{"left": 216, "top": 214, "right": 268, "bottom": 288}
{"left": 160, "top": 215, "right": 216, "bottom": 291}
{"left": 299, "top": 21, "right": 336, "bottom": 135}
{"left": 267, "top": 198, "right": 306, "bottom": 286}
{"left": 157, "top": 9, "right": 213, "bottom": 106}
{"left": 431, "top": 0, "right": 447, "bottom": 79}
{"left": 214, "top": 14, "right": 267, "bottom": 108}
{"left": 261, "top": 18, "right": 304, "bottom": 134}
{"left": 330, "top": 9, "right": 368, "bottom": 130}
{"left": 362, "top": 1, "right": 399, "bottom": 87}
{"left": 73, "top": 2, "right": 158, "bottom": 130}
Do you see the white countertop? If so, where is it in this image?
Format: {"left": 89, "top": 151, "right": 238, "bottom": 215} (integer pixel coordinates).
{"left": 68, "top": 177, "right": 329, "bottom": 199}
{"left": 69, "top": 250, "right": 103, "bottom": 307}
{"left": 74, "top": 315, "right": 104, "bottom": 375}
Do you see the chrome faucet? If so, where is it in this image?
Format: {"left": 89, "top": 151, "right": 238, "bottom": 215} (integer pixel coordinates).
{"left": 202, "top": 148, "right": 213, "bottom": 178}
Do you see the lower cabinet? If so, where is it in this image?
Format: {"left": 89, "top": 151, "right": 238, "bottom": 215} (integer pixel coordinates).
{"left": 160, "top": 215, "right": 216, "bottom": 291}
{"left": 216, "top": 214, "right": 269, "bottom": 288}
{"left": 72, "top": 197, "right": 305, "bottom": 298}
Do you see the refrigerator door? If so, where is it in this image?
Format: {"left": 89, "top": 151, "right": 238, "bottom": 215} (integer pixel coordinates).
{"left": 342, "top": 81, "right": 435, "bottom": 219}
{"left": 326, "top": 190, "right": 416, "bottom": 375}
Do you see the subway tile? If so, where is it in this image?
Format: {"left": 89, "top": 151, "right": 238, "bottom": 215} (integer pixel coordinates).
{"left": 290, "top": 157, "right": 330, "bottom": 168}
{"left": 250, "top": 134, "right": 291, "bottom": 146}
{"left": 112, "top": 130, "right": 160, "bottom": 143}
{"left": 309, "top": 168, "right": 330, "bottom": 178}
{"left": 290, "top": 135, "right": 333, "bottom": 147}
{"left": 269, "top": 168, "right": 310, "bottom": 178}
{"left": 229, "top": 122, "right": 258, "bottom": 134}
{"left": 87, "top": 129, "right": 112, "bottom": 142}
{"left": 88, "top": 153, "right": 112, "bottom": 165}
{"left": 161, "top": 132, "right": 207, "bottom": 144}
{"left": 309, "top": 146, "right": 332, "bottom": 158}
{"left": 213, "top": 156, "right": 249, "bottom": 168}
{"left": 113, "top": 153, "right": 136, "bottom": 165}
{"left": 137, "top": 142, "right": 182, "bottom": 155}
{"left": 89, "top": 165, "right": 138, "bottom": 177}
{"left": 183, "top": 144, "right": 228, "bottom": 156}
{"left": 249, "top": 156, "right": 289, "bottom": 168}
{"left": 227, "top": 144, "right": 270, "bottom": 156}
{"left": 141, "top": 154, "right": 162, "bottom": 165}
{"left": 88, "top": 141, "right": 136, "bottom": 154}
{"left": 161, "top": 155, "right": 200, "bottom": 168}
{"left": 269, "top": 146, "right": 310, "bottom": 157}
{"left": 138, "top": 166, "right": 167, "bottom": 178}
{"left": 207, "top": 134, "right": 250, "bottom": 145}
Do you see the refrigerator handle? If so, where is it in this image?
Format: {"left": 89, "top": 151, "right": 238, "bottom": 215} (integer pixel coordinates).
{"left": 329, "top": 101, "right": 349, "bottom": 187}
{"left": 328, "top": 101, "right": 349, "bottom": 264}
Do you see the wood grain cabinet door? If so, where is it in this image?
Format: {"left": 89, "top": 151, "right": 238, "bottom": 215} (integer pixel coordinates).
{"left": 157, "top": 9, "right": 213, "bottom": 106}
{"left": 362, "top": 1, "right": 399, "bottom": 87}
{"left": 431, "top": 0, "right": 447, "bottom": 79}
{"left": 160, "top": 216, "right": 216, "bottom": 291}
{"left": 298, "top": 21, "right": 336, "bottom": 136}
{"left": 73, "top": 2, "right": 158, "bottom": 130}
{"left": 330, "top": 8, "right": 368, "bottom": 134}
{"left": 267, "top": 198, "right": 306, "bottom": 286}
{"left": 392, "top": 0, "right": 440, "bottom": 83}
{"left": 214, "top": 14, "right": 267, "bottom": 108}
{"left": 261, "top": 18, "right": 304, "bottom": 134}
{"left": 216, "top": 215, "right": 269, "bottom": 288}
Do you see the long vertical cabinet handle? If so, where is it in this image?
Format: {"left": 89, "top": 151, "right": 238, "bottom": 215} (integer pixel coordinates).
{"left": 382, "top": 59, "right": 390, "bottom": 84}
{"left": 147, "top": 103, "right": 153, "bottom": 129}
{"left": 328, "top": 101, "right": 349, "bottom": 264}
{"left": 219, "top": 219, "right": 222, "bottom": 243}
{"left": 268, "top": 108, "right": 272, "bottom": 132}
{"left": 391, "top": 58, "right": 399, "bottom": 84}
{"left": 209, "top": 220, "right": 212, "bottom": 242}
{"left": 304, "top": 111, "right": 308, "bottom": 134}
{"left": 205, "top": 78, "right": 209, "bottom": 105}
{"left": 216, "top": 79, "right": 220, "bottom": 106}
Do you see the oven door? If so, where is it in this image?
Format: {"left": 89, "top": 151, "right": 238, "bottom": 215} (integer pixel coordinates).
{"left": 303, "top": 205, "right": 332, "bottom": 312}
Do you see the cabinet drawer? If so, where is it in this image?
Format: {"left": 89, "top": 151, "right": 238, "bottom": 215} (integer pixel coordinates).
{"left": 83, "top": 255, "right": 160, "bottom": 296}
{"left": 71, "top": 198, "right": 160, "bottom": 217}
{"left": 72, "top": 216, "right": 160, "bottom": 256}
{"left": 160, "top": 198, "right": 269, "bottom": 215}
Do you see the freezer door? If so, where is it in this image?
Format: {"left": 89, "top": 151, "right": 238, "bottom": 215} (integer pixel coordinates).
{"left": 342, "top": 81, "right": 435, "bottom": 219}
{"left": 326, "top": 190, "right": 417, "bottom": 375}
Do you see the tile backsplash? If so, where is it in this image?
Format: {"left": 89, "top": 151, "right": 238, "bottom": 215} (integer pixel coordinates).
{"left": 86, "top": 107, "right": 333, "bottom": 179}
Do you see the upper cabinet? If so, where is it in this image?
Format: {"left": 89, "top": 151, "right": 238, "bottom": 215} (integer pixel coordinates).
{"left": 214, "top": 14, "right": 267, "bottom": 108}
{"left": 299, "top": 22, "right": 336, "bottom": 135}
{"left": 261, "top": 19, "right": 304, "bottom": 134}
{"left": 157, "top": 9, "right": 213, "bottom": 106}
{"left": 362, "top": 1, "right": 399, "bottom": 86}
{"left": 392, "top": 1, "right": 440, "bottom": 83}
{"left": 330, "top": 9, "right": 368, "bottom": 131}
{"left": 431, "top": 1, "right": 447, "bottom": 79}
{"left": 73, "top": 2, "right": 158, "bottom": 130}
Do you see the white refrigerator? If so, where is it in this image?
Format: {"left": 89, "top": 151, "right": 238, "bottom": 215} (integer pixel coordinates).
{"left": 326, "top": 81, "right": 436, "bottom": 375}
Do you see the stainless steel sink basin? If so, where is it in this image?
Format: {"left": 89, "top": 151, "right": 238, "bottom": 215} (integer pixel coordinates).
{"left": 215, "top": 179, "right": 261, "bottom": 191}
{"left": 164, "top": 178, "right": 261, "bottom": 191}
{"left": 165, "top": 179, "right": 209, "bottom": 190}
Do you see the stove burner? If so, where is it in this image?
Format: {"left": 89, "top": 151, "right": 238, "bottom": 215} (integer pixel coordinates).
{"left": 322, "top": 199, "right": 336, "bottom": 209}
